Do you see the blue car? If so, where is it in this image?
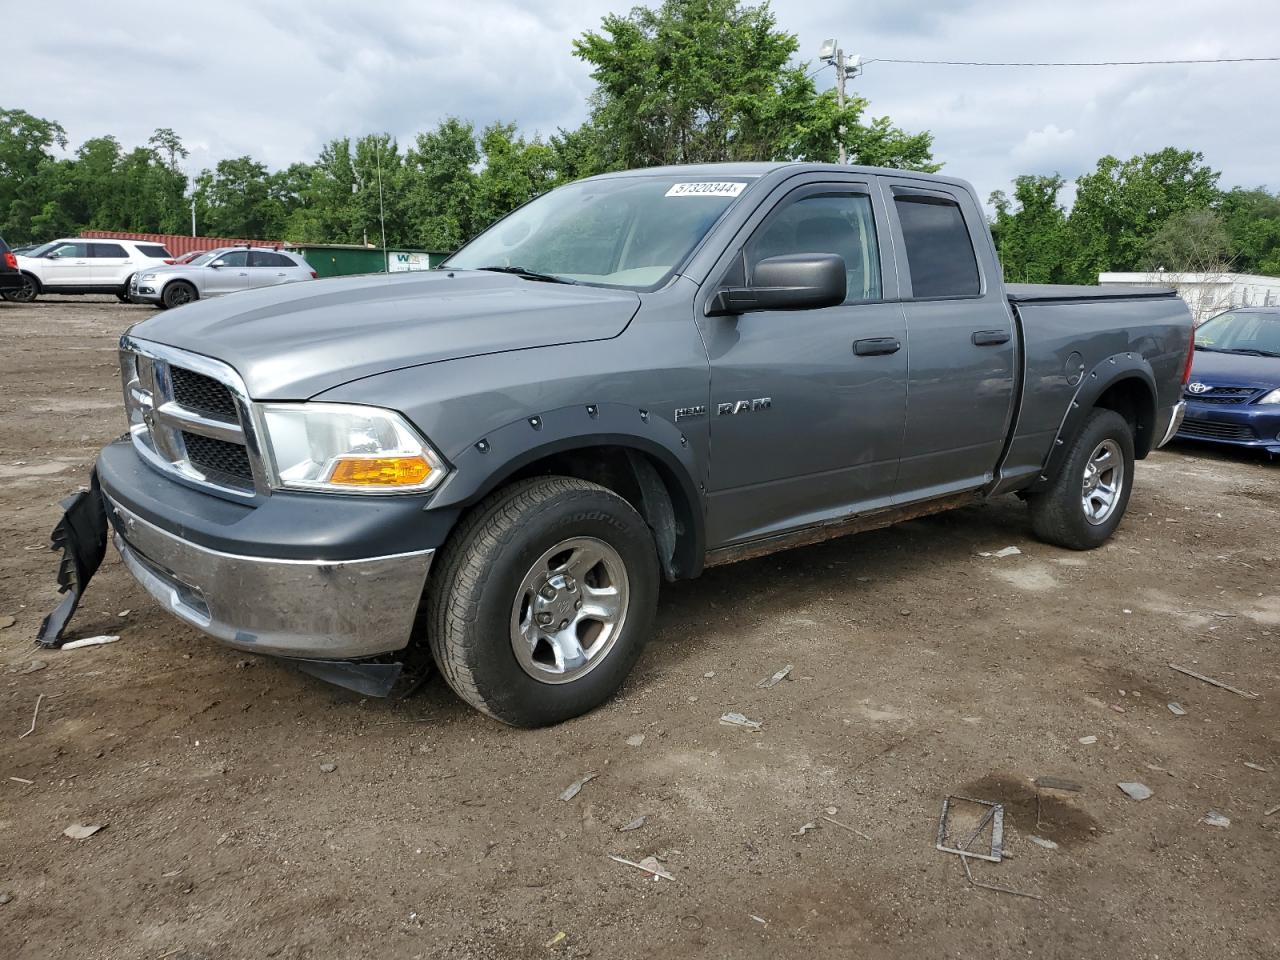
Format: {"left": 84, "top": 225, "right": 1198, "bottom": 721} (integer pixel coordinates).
{"left": 1177, "top": 307, "right": 1280, "bottom": 455}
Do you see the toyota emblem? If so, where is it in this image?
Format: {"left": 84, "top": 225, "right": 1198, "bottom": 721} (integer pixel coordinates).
{"left": 1187, "top": 382, "right": 1212, "bottom": 395}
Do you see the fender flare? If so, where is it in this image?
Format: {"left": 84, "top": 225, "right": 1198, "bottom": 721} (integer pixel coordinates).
{"left": 1034, "top": 352, "right": 1157, "bottom": 489}
{"left": 430, "top": 402, "right": 706, "bottom": 578}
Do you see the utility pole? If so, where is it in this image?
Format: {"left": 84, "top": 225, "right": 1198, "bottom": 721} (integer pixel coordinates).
{"left": 819, "top": 39, "right": 863, "bottom": 165}
{"left": 191, "top": 196, "right": 197, "bottom": 237}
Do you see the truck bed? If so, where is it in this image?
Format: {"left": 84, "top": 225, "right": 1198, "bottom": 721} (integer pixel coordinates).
{"left": 1006, "top": 283, "right": 1177, "bottom": 304}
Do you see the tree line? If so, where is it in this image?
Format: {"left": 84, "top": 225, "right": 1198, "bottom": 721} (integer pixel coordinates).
{"left": 990, "top": 148, "right": 1280, "bottom": 284}
{"left": 2, "top": 0, "right": 1275, "bottom": 281}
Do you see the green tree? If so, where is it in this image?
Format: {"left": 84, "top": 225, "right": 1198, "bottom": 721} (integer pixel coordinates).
{"left": 988, "top": 174, "right": 1072, "bottom": 283}
{"left": 195, "top": 156, "right": 294, "bottom": 238}
{"left": 0, "top": 108, "right": 69, "bottom": 242}
{"left": 405, "top": 117, "right": 480, "bottom": 251}
{"left": 1143, "top": 208, "right": 1233, "bottom": 273}
{"left": 572, "top": 0, "right": 936, "bottom": 170}
{"left": 1218, "top": 187, "right": 1280, "bottom": 275}
{"left": 472, "top": 123, "right": 557, "bottom": 231}
{"left": 1067, "top": 147, "right": 1221, "bottom": 282}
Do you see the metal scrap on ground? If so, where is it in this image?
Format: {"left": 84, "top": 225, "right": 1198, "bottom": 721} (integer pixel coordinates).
{"left": 1168, "top": 663, "right": 1258, "bottom": 700}
{"left": 17, "top": 694, "right": 44, "bottom": 740}
{"left": 758, "top": 664, "right": 793, "bottom": 688}
{"left": 1034, "top": 776, "right": 1083, "bottom": 793}
{"left": 978, "top": 546, "right": 1022, "bottom": 558}
{"left": 60, "top": 635, "right": 120, "bottom": 651}
{"left": 1118, "top": 782, "right": 1153, "bottom": 801}
{"left": 559, "top": 773, "right": 597, "bottom": 802}
{"left": 1168, "top": 702, "right": 1187, "bottom": 716}
{"left": 935, "top": 795, "right": 1043, "bottom": 901}
{"left": 1202, "top": 811, "right": 1230, "bottom": 828}
{"left": 821, "top": 815, "right": 871, "bottom": 840}
{"left": 62, "top": 823, "right": 104, "bottom": 840}
{"left": 608, "top": 854, "right": 675, "bottom": 881}
{"left": 619, "top": 816, "right": 647, "bottom": 832}
{"left": 719, "top": 712, "right": 762, "bottom": 731}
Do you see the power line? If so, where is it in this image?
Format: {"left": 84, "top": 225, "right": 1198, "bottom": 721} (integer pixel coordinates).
{"left": 863, "top": 55, "right": 1280, "bottom": 67}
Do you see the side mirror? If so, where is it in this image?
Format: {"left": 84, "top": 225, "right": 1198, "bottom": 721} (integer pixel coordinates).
{"left": 707, "top": 253, "right": 846, "bottom": 316}
{"left": 210, "top": 259, "right": 225, "bottom": 269}
{"left": 47, "top": 252, "right": 61, "bottom": 259}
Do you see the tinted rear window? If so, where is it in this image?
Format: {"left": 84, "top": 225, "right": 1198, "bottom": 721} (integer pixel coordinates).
{"left": 894, "top": 195, "right": 981, "bottom": 299}
{"left": 137, "top": 244, "right": 172, "bottom": 258}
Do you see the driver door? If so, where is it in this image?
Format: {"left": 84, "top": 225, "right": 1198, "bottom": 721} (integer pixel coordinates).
{"left": 43, "top": 242, "right": 93, "bottom": 288}
{"left": 205, "top": 250, "right": 250, "bottom": 296}
{"left": 696, "top": 181, "right": 908, "bottom": 548}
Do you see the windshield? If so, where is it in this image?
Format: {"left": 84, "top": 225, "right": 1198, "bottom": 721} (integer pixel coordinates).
{"left": 445, "top": 175, "right": 754, "bottom": 289}
{"left": 1196, "top": 310, "right": 1280, "bottom": 357}
{"left": 20, "top": 241, "right": 58, "bottom": 257}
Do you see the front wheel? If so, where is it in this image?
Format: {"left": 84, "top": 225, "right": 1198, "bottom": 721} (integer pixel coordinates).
{"left": 1028, "top": 408, "right": 1135, "bottom": 550}
{"left": 426, "top": 476, "right": 659, "bottom": 727}
{"left": 162, "top": 280, "right": 197, "bottom": 309}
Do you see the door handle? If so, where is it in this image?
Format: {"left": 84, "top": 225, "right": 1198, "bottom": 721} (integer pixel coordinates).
{"left": 854, "top": 337, "right": 902, "bottom": 356}
{"left": 971, "top": 329, "right": 1011, "bottom": 346}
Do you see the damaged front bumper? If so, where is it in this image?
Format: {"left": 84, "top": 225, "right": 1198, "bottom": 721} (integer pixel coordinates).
{"left": 106, "top": 495, "right": 434, "bottom": 659}
{"left": 39, "top": 438, "right": 457, "bottom": 695}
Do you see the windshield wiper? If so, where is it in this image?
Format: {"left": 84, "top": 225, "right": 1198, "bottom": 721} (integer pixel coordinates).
{"left": 1194, "top": 344, "right": 1224, "bottom": 351}
{"left": 474, "top": 265, "right": 577, "bottom": 285}
{"left": 1221, "top": 348, "right": 1280, "bottom": 358}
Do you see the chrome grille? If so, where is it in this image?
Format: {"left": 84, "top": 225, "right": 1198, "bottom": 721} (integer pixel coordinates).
{"left": 119, "top": 337, "right": 267, "bottom": 498}
{"left": 170, "top": 367, "right": 238, "bottom": 422}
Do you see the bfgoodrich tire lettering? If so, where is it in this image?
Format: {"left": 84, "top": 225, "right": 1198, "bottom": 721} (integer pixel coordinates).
{"left": 426, "top": 476, "right": 659, "bottom": 727}
{"left": 1029, "top": 408, "right": 1135, "bottom": 550}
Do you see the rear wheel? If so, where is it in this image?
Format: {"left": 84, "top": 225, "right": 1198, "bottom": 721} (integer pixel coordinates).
{"left": 4, "top": 274, "right": 38, "bottom": 303}
{"left": 1028, "top": 409, "right": 1134, "bottom": 550}
{"left": 426, "top": 476, "right": 659, "bottom": 727}
{"left": 162, "top": 280, "right": 197, "bottom": 309}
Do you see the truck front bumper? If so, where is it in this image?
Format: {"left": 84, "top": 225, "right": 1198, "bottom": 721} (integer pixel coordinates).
{"left": 107, "top": 495, "right": 434, "bottom": 659}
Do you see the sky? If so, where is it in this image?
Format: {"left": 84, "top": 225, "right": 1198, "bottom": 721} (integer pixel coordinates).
{"left": 9, "top": 0, "right": 1279, "bottom": 207}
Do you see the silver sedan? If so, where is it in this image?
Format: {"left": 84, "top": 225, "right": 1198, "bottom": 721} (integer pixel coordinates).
{"left": 131, "top": 247, "right": 316, "bottom": 308}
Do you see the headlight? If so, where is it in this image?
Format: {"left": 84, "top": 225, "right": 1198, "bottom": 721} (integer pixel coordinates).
{"left": 1260, "top": 388, "right": 1280, "bottom": 404}
{"left": 260, "top": 403, "right": 447, "bottom": 494}
{"left": 141, "top": 273, "right": 157, "bottom": 281}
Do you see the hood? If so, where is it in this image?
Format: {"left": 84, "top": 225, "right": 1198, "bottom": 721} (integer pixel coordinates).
{"left": 127, "top": 270, "right": 642, "bottom": 398}
{"left": 1188, "top": 349, "right": 1280, "bottom": 390}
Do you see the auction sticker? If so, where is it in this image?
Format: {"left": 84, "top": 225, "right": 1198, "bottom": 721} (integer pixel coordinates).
{"left": 665, "top": 181, "right": 747, "bottom": 198}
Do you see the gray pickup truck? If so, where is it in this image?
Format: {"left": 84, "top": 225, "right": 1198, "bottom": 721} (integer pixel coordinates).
{"left": 41, "top": 162, "right": 1193, "bottom": 726}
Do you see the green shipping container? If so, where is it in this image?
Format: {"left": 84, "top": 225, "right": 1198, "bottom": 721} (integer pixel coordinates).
{"left": 286, "top": 244, "right": 449, "bottom": 279}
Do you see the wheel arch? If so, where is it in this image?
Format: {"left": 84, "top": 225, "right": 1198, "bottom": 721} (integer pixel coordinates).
{"left": 431, "top": 404, "right": 705, "bottom": 581}
{"left": 1034, "top": 354, "right": 1158, "bottom": 490}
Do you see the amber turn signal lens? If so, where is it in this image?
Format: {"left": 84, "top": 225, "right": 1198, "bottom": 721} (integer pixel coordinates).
{"left": 327, "top": 456, "right": 432, "bottom": 487}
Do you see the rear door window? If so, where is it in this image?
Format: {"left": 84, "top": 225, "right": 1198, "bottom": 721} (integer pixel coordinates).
{"left": 91, "top": 243, "right": 128, "bottom": 258}
{"left": 894, "top": 195, "right": 981, "bottom": 299}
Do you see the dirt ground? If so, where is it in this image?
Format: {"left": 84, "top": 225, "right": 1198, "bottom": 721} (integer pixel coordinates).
{"left": 2, "top": 295, "right": 1278, "bottom": 960}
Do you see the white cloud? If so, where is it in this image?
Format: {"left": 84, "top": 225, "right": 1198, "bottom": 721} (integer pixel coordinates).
{"left": 7, "top": 0, "right": 1278, "bottom": 203}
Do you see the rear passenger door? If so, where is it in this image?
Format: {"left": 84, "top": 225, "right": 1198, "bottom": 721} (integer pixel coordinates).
{"left": 880, "top": 179, "right": 1017, "bottom": 501}
{"left": 90, "top": 242, "right": 132, "bottom": 286}
{"left": 248, "top": 251, "right": 292, "bottom": 288}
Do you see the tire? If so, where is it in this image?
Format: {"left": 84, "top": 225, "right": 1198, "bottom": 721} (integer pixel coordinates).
{"left": 426, "top": 476, "right": 660, "bottom": 727}
{"left": 5, "top": 274, "right": 38, "bottom": 303}
{"left": 162, "top": 280, "right": 197, "bottom": 309}
{"left": 1028, "top": 409, "right": 1135, "bottom": 550}
{"left": 117, "top": 275, "right": 134, "bottom": 302}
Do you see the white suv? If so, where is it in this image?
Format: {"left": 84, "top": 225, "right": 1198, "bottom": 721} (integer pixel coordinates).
{"left": 7, "top": 238, "right": 174, "bottom": 303}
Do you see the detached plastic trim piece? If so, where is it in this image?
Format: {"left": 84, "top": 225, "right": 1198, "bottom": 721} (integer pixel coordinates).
{"left": 37, "top": 471, "right": 109, "bottom": 648}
